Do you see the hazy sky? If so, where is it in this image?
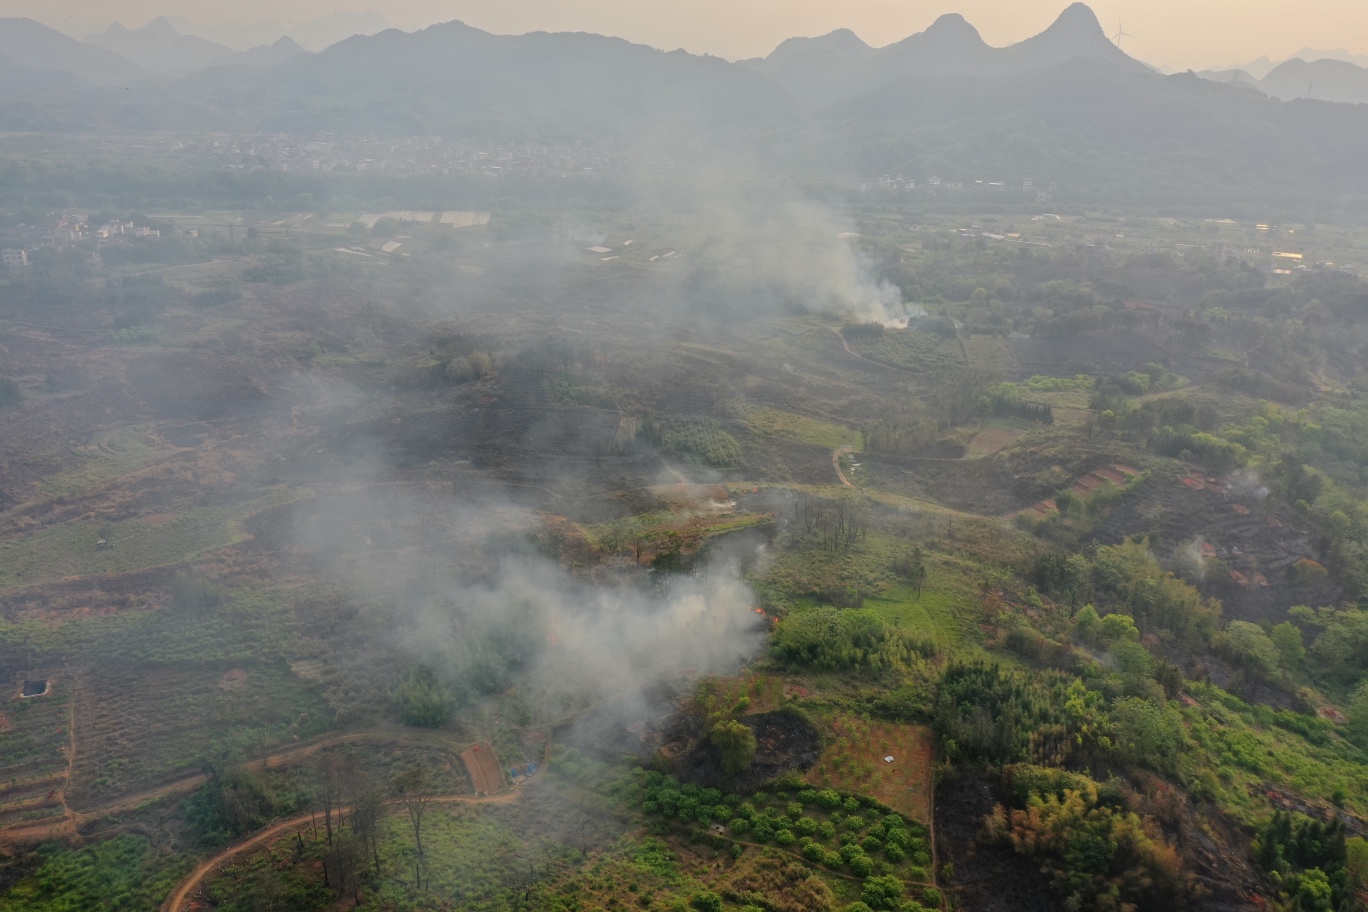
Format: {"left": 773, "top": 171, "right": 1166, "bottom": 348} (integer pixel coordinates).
{"left": 19, "top": 0, "right": 1368, "bottom": 69}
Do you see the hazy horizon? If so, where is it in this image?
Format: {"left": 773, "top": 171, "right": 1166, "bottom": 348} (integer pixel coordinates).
{"left": 13, "top": 0, "right": 1368, "bottom": 70}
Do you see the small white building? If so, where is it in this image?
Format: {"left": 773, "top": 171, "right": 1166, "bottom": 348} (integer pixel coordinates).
{"left": 1, "top": 248, "right": 27, "bottom": 268}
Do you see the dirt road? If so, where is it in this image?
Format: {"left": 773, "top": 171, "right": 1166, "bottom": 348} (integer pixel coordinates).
{"left": 160, "top": 738, "right": 551, "bottom": 912}
{"left": 158, "top": 787, "right": 528, "bottom": 912}
{"left": 832, "top": 446, "right": 854, "bottom": 487}
{"left": 0, "top": 726, "right": 467, "bottom": 845}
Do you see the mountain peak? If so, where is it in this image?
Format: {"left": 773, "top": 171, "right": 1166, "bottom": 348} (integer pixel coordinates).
{"left": 141, "top": 16, "right": 181, "bottom": 41}
{"left": 1055, "top": 3, "right": 1103, "bottom": 27}
{"left": 747, "top": 27, "right": 872, "bottom": 76}
{"left": 95, "top": 21, "right": 133, "bottom": 38}
{"left": 1038, "top": 3, "right": 1108, "bottom": 42}
{"left": 1006, "top": 2, "right": 1140, "bottom": 69}
{"left": 769, "top": 28, "right": 869, "bottom": 57}
{"left": 922, "top": 13, "right": 984, "bottom": 43}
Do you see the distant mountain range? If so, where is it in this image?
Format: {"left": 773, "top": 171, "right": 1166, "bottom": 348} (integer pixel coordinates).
{"left": 0, "top": 17, "right": 144, "bottom": 86}
{"left": 86, "top": 16, "right": 306, "bottom": 75}
{"left": 3, "top": 5, "right": 1368, "bottom": 216}
{"left": 162, "top": 11, "right": 390, "bottom": 53}
{"left": 1215, "top": 48, "right": 1368, "bottom": 80}
{"left": 1197, "top": 56, "right": 1368, "bottom": 105}
{"left": 739, "top": 2, "right": 1150, "bottom": 106}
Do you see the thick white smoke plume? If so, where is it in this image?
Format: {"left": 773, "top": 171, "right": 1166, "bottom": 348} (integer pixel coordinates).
{"left": 672, "top": 183, "right": 911, "bottom": 325}
{"left": 402, "top": 557, "right": 765, "bottom": 713}
{"left": 293, "top": 477, "right": 766, "bottom": 720}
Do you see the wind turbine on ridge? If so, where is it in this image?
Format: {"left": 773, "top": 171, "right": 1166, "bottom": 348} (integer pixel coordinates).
{"left": 1111, "top": 19, "right": 1134, "bottom": 50}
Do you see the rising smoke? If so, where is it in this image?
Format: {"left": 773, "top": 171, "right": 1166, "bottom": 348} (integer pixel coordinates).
{"left": 293, "top": 468, "right": 766, "bottom": 723}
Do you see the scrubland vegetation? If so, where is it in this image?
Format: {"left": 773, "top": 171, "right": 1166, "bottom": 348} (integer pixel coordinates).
{"left": 5, "top": 148, "right": 1368, "bottom": 912}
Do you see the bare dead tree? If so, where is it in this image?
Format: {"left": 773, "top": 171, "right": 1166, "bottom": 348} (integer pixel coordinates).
{"left": 316, "top": 753, "right": 344, "bottom": 850}
{"left": 392, "top": 762, "right": 434, "bottom": 891}
{"left": 351, "top": 782, "right": 385, "bottom": 876}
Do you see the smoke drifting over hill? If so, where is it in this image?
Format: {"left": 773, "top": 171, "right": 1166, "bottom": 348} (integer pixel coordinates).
{"left": 291, "top": 459, "right": 766, "bottom": 721}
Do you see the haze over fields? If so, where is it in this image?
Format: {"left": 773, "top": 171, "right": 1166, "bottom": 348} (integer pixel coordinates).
{"left": 2, "top": 3, "right": 1368, "bottom": 912}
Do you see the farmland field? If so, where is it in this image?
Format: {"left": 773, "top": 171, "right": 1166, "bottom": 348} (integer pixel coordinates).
{"left": 964, "top": 422, "right": 1026, "bottom": 457}
{"left": 805, "top": 718, "right": 936, "bottom": 825}
{"left": 0, "top": 488, "right": 308, "bottom": 592}
{"left": 961, "top": 336, "right": 1017, "bottom": 374}
{"left": 4, "top": 130, "right": 1368, "bottom": 912}
{"left": 734, "top": 405, "right": 863, "bottom": 450}
{"left": 66, "top": 661, "right": 331, "bottom": 805}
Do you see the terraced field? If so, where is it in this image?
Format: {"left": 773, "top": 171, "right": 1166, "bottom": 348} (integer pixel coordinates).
{"left": 0, "top": 682, "right": 71, "bottom": 828}
{"left": 36, "top": 425, "right": 170, "bottom": 499}
{"left": 0, "top": 487, "right": 309, "bottom": 593}
{"left": 66, "top": 662, "right": 331, "bottom": 807}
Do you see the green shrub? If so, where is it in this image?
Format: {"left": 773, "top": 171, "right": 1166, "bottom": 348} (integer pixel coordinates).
{"left": 691, "top": 891, "right": 722, "bottom": 912}
{"left": 398, "top": 665, "right": 451, "bottom": 728}
{"left": 861, "top": 874, "right": 906, "bottom": 910}
{"left": 639, "top": 415, "right": 740, "bottom": 468}
{"left": 816, "top": 789, "right": 842, "bottom": 809}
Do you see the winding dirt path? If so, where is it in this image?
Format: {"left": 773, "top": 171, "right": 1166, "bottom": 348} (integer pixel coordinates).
{"left": 161, "top": 737, "right": 553, "bottom": 912}
{"left": 832, "top": 446, "right": 855, "bottom": 487}
{"left": 0, "top": 727, "right": 467, "bottom": 845}
{"left": 159, "top": 787, "right": 526, "bottom": 912}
